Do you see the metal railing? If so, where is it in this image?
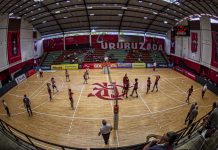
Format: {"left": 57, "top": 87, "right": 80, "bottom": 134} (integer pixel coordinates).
{"left": 0, "top": 109, "right": 211, "bottom": 150}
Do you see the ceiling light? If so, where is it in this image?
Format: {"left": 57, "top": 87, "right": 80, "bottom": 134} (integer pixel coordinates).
{"left": 9, "top": 13, "right": 14, "bottom": 16}
{"left": 153, "top": 12, "right": 158, "bottom": 15}
{"left": 42, "top": 20, "right": 47, "bottom": 23}
{"left": 56, "top": 2, "right": 59, "bottom": 5}
{"left": 31, "top": 11, "right": 33, "bottom": 13}
{"left": 138, "top": 0, "right": 143, "bottom": 3}
{"left": 91, "top": 29, "right": 96, "bottom": 32}
{"left": 118, "top": 14, "right": 123, "bottom": 16}
{"left": 164, "top": 21, "right": 168, "bottom": 24}
{"left": 32, "top": 18, "right": 35, "bottom": 20}
{"left": 38, "top": 8, "right": 41, "bottom": 10}
{"left": 122, "top": 7, "right": 127, "bottom": 10}
{"left": 55, "top": 10, "right": 60, "bottom": 14}
{"left": 64, "top": 16, "right": 68, "bottom": 19}
{"left": 66, "top": 0, "right": 70, "bottom": 3}
{"left": 87, "top": 6, "right": 93, "bottom": 9}
{"left": 90, "top": 14, "right": 95, "bottom": 16}
{"left": 34, "top": 0, "right": 44, "bottom": 2}
{"left": 144, "top": 17, "right": 148, "bottom": 19}
{"left": 149, "top": 3, "right": 153, "bottom": 5}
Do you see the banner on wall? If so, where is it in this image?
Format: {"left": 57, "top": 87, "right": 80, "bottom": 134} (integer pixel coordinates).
{"left": 43, "top": 38, "right": 64, "bottom": 52}
{"left": 15, "top": 74, "right": 26, "bottom": 84}
{"left": 132, "top": 63, "right": 146, "bottom": 68}
{"left": 51, "top": 64, "right": 78, "bottom": 70}
{"left": 8, "top": 31, "right": 21, "bottom": 64}
{"left": 91, "top": 35, "right": 164, "bottom": 50}
{"left": 211, "top": 32, "right": 218, "bottom": 68}
{"left": 191, "top": 32, "right": 198, "bottom": 52}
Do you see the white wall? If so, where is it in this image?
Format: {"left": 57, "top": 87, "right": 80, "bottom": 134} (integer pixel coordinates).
{"left": 200, "top": 17, "right": 212, "bottom": 68}
{"left": 0, "top": 15, "right": 9, "bottom": 71}
{"left": 20, "top": 19, "right": 34, "bottom": 62}
{"left": 165, "top": 30, "right": 171, "bottom": 55}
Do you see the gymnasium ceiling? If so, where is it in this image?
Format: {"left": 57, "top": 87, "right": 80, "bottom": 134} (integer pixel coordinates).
{"left": 1, "top": 0, "right": 218, "bottom": 36}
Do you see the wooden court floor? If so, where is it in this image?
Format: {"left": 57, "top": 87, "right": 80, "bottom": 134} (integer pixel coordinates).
{"left": 0, "top": 68, "right": 218, "bottom": 149}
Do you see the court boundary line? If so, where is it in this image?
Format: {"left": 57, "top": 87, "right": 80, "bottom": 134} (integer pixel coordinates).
{"left": 67, "top": 84, "right": 85, "bottom": 135}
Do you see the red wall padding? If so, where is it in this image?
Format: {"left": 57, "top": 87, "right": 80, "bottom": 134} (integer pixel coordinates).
{"left": 43, "top": 38, "right": 64, "bottom": 52}
{"left": 170, "top": 55, "right": 201, "bottom": 73}
{"left": 65, "top": 35, "right": 89, "bottom": 45}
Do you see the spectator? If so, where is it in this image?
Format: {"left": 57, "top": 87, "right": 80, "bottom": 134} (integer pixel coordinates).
{"left": 185, "top": 102, "right": 197, "bottom": 125}
{"left": 208, "top": 105, "right": 218, "bottom": 129}
{"left": 143, "top": 131, "right": 178, "bottom": 150}
{"left": 2, "top": 100, "right": 10, "bottom": 117}
{"left": 187, "top": 106, "right": 198, "bottom": 126}
{"left": 98, "top": 120, "right": 113, "bottom": 145}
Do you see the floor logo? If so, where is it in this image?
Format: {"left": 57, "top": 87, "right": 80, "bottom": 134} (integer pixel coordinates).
{"left": 88, "top": 82, "right": 124, "bottom": 100}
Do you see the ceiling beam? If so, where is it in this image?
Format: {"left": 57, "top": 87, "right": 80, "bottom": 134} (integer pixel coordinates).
{"left": 83, "top": 0, "right": 91, "bottom": 33}
{"left": 145, "top": 0, "right": 181, "bottom": 33}
{"left": 118, "top": 0, "right": 130, "bottom": 32}
{"left": 39, "top": 2, "right": 64, "bottom": 34}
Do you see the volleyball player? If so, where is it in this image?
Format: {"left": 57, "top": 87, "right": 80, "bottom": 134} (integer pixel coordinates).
{"left": 202, "top": 84, "right": 207, "bottom": 98}
{"left": 68, "top": 89, "right": 74, "bottom": 109}
{"left": 83, "top": 72, "right": 88, "bottom": 84}
{"left": 151, "top": 75, "right": 160, "bottom": 92}
{"left": 186, "top": 85, "right": 193, "bottom": 104}
{"left": 51, "top": 77, "right": 59, "bottom": 93}
{"left": 122, "top": 73, "right": 128, "bottom": 93}
{"left": 146, "top": 77, "right": 152, "bottom": 94}
{"left": 85, "top": 68, "right": 89, "bottom": 79}
{"left": 130, "top": 78, "right": 138, "bottom": 97}
{"left": 47, "top": 83, "right": 52, "bottom": 101}
{"left": 123, "top": 78, "right": 130, "bottom": 98}
{"left": 65, "top": 69, "right": 70, "bottom": 82}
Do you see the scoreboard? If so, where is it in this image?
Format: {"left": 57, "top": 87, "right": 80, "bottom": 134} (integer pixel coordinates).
{"left": 174, "top": 26, "right": 190, "bottom": 36}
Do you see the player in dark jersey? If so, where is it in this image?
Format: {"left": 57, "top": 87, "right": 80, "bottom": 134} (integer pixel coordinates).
{"left": 65, "top": 69, "right": 70, "bottom": 82}
{"left": 51, "top": 77, "right": 58, "bottom": 93}
{"left": 47, "top": 83, "right": 52, "bottom": 101}
{"left": 23, "top": 95, "right": 32, "bottom": 116}
{"left": 130, "top": 78, "right": 138, "bottom": 97}
{"left": 68, "top": 89, "right": 74, "bottom": 109}
{"left": 146, "top": 77, "right": 152, "bottom": 94}
{"left": 123, "top": 78, "right": 130, "bottom": 98}
{"left": 83, "top": 72, "right": 88, "bottom": 84}
{"left": 151, "top": 75, "right": 160, "bottom": 92}
{"left": 186, "top": 85, "right": 193, "bottom": 104}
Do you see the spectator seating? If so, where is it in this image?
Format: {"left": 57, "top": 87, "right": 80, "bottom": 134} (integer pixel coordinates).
{"left": 151, "top": 50, "right": 167, "bottom": 64}
{"left": 105, "top": 49, "right": 128, "bottom": 62}
{"left": 42, "top": 51, "right": 62, "bottom": 66}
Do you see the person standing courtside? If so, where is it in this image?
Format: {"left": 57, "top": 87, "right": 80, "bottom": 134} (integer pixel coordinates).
{"left": 2, "top": 100, "right": 10, "bottom": 117}
{"left": 185, "top": 102, "right": 197, "bottom": 125}
{"left": 98, "top": 120, "right": 113, "bottom": 145}
{"left": 23, "top": 95, "right": 33, "bottom": 116}
{"left": 202, "top": 84, "right": 207, "bottom": 98}
{"left": 130, "top": 78, "right": 139, "bottom": 97}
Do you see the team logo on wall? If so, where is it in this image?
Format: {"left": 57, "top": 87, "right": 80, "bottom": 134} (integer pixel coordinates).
{"left": 12, "top": 32, "right": 18, "bottom": 56}
{"left": 88, "top": 82, "right": 124, "bottom": 100}
{"left": 191, "top": 32, "right": 198, "bottom": 52}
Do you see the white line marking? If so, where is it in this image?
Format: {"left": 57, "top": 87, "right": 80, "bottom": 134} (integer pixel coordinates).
{"left": 67, "top": 84, "right": 85, "bottom": 135}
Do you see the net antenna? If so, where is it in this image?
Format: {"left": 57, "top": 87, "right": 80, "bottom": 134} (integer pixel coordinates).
{"left": 97, "top": 34, "right": 104, "bottom": 43}
{"left": 105, "top": 61, "right": 119, "bottom": 130}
